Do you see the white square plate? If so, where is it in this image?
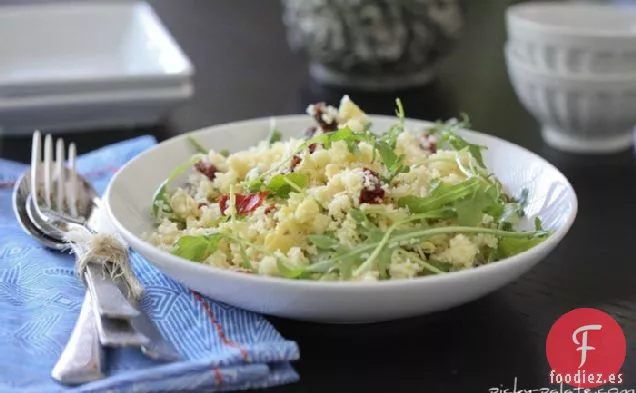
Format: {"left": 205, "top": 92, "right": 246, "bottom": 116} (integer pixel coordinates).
{"left": 0, "top": 1, "right": 193, "bottom": 98}
{"left": 0, "top": 81, "right": 193, "bottom": 135}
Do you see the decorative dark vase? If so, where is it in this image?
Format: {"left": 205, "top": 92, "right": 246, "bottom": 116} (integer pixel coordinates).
{"left": 281, "top": 0, "right": 463, "bottom": 90}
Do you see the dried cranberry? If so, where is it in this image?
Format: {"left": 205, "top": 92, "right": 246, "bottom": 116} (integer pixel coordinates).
{"left": 219, "top": 192, "right": 268, "bottom": 216}
{"left": 290, "top": 154, "right": 302, "bottom": 172}
{"left": 194, "top": 161, "right": 218, "bottom": 180}
{"left": 309, "top": 103, "right": 338, "bottom": 132}
{"left": 359, "top": 168, "right": 385, "bottom": 204}
{"left": 419, "top": 133, "right": 438, "bottom": 154}
{"left": 362, "top": 168, "right": 380, "bottom": 178}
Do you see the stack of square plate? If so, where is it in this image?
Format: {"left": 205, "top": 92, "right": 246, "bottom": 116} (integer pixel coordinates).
{"left": 0, "top": 1, "right": 194, "bottom": 135}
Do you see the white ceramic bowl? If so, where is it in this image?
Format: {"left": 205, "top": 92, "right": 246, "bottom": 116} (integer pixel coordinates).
{"left": 105, "top": 115, "right": 577, "bottom": 323}
{"left": 506, "top": 46, "right": 636, "bottom": 153}
{"left": 506, "top": 2, "right": 636, "bottom": 75}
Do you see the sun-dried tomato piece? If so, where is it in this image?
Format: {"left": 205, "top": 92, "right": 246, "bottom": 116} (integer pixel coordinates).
{"left": 309, "top": 143, "right": 319, "bottom": 154}
{"left": 264, "top": 204, "right": 276, "bottom": 215}
{"left": 219, "top": 192, "right": 268, "bottom": 216}
{"left": 194, "top": 161, "right": 218, "bottom": 180}
{"left": 359, "top": 168, "right": 385, "bottom": 204}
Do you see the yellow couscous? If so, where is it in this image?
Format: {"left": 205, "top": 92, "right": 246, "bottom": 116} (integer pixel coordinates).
{"left": 147, "top": 96, "right": 548, "bottom": 281}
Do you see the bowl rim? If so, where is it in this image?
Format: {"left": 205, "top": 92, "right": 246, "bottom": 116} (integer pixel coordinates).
{"left": 505, "top": 44, "right": 636, "bottom": 83}
{"left": 106, "top": 114, "right": 578, "bottom": 290}
{"left": 507, "top": 2, "right": 636, "bottom": 39}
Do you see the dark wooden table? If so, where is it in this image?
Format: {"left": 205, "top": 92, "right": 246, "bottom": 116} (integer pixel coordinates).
{"left": 1, "top": 1, "right": 634, "bottom": 392}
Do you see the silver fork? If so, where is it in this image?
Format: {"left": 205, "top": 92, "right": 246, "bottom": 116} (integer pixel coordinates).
{"left": 29, "top": 132, "right": 149, "bottom": 347}
{"left": 30, "top": 132, "right": 180, "bottom": 361}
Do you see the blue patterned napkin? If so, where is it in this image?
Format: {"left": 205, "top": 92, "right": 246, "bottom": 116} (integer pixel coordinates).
{"left": 0, "top": 136, "right": 300, "bottom": 393}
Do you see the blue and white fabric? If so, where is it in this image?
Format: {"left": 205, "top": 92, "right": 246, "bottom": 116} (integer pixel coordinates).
{"left": 0, "top": 136, "right": 300, "bottom": 393}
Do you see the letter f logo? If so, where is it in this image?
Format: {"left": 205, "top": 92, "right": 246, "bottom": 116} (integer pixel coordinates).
{"left": 572, "top": 324, "right": 602, "bottom": 368}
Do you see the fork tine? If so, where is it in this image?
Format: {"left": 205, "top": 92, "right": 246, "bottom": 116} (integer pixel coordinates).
{"left": 68, "top": 143, "right": 78, "bottom": 218}
{"left": 55, "top": 138, "right": 65, "bottom": 213}
{"left": 30, "top": 131, "right": 41, "bottom": 206}
{"left": 43, "top": 134, "right": 53, "bottom": 209}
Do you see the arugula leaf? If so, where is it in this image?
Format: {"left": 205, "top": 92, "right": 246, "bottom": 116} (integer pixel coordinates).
{"left": 422, "top": 259, "right": 453, "bottom": 274}
{"left": 269, "top": 130, "right": 282, "bottom": 145}
{"left": 430, "top": 116, "right": 487, "bottom": 168}
{"left": 496, "top": 235, "right": 546, "bottom": 259}
{"left": 380, "top": 98, "right": 406, "bottom": 149}
{"left": 152, "top": 157, "right": 200, "bottom": 219}
{"left": 375, "top": 140, "right": 409, "bottom": 182}
{"left": 220, "top": 149, "right": 230, "bottom": 158}
{"left": 395, "top": 97, "right": 405, "bottom": 127}
{"left": 439, "top": 132, "right": 487, "bottom": 168}
{"left": 498, "top": 203, "right": 523, "bottom": 228}
{"left": 266, "top": 173, "right": 309, "bottom": 198}
{"left": 276, "top": 258, "right": 305, "bottom": 278}
{"left": 237, "top": 242, "right": 252, "bottom": 270}
{"left": 516, "top": 188, "right": 529, "bottom": 211}
{"left": 305, "top": 259, "right": 336, "bottom": 273}
{"left": 398, "top": 178, "right": 481, "bottom": 214}
{"left": 248, "top": 179, "right": 265, "bottom": 193}
{"left": 171, "top": 233, "right": 223, "bottom": 262}
{"left": 454, "top": 184, "right": 499, "bottom": 226}
{"left": 307, "top": 126, "right": 375, "bottom": 153}
{"left": 187, "top": 136, "right": 208, "bottom": 154}
{"left": 268, "top": 117, "right": 282, "bottom": 145}
{"left": 309, "top": 234, "right": 340, "bottom": 251}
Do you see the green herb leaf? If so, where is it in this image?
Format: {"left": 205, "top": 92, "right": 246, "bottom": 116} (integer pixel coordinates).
{"left": 430, "top": 116, "right": 487, "bottom": 168}
{"left": 395, "top": 97, "right": 405, "bottom": 127}
{"left": 398, "top": 178, "right": 481, "bottom": 214}
{"left": 268, "top": 117, "right": 282, "bottom": 145}
{"left": 516, "top": 188, "right": 529, "bottom": 210}
{"left": 276, "top": 258, "right": 305, "bottom": 278}
{"left": 248, "top": 179, "right": 264, "bottom": 193}
{"left": 309, "top": 234, "right": 340, "bottom": 251}
{"left": 220, "top": 149, "right": 230, "bottom": 158}
{"left": 498, "top": 203, "right": 523, "bottom": 228}
{"left": 237, "top": 242, "right": 252, "bottom": 270}
{"left": 307, "top": 126, "right": 371, "bottom": 152}
{"left": 534, "top": 216, "right": 544, "bottom": 231}
{"left": 423, "top": 259, "right": 453, "bottom": 273}
{"left": 187, "top": 136, "right": 208, "bottom": 154}
{"left": 269, "top": 130, "right": 282, "bottom": 145}
{"left": 171, "top": 233, "right": 223, "bottom": 262}
{"left": 496, "top": 235, "right": 546, "bottom": 259}
{"left": 375, "top": 140, "right": 409, "bottom": 182}
{"left": 379, "top": 98, "right": 406, "bottom": 149}
{"left": 455, "top": 184, "right": 499, "bottom": 226}
{"left": 266, "top": 173, "right": 309, "bottom": 198}
{"left": 152, "top": 157, "right": 200, "bottom": 219}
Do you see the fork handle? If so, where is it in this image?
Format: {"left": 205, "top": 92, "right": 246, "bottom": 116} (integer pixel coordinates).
{"left": 84, "top": 263, "right": 140, "bottom": 320}
{"left": 51, "top": 291, "right": 105, "bottom": 385}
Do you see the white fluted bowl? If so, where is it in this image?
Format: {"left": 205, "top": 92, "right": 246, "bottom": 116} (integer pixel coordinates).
{"left": 506, "top": 46, "right": 636, "bottom": 153}
{"left": 506, "top": 2, "right": 636, "bottom": 76}
{"left": 105, "top": 115, "right": 577, "bottom": 323}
